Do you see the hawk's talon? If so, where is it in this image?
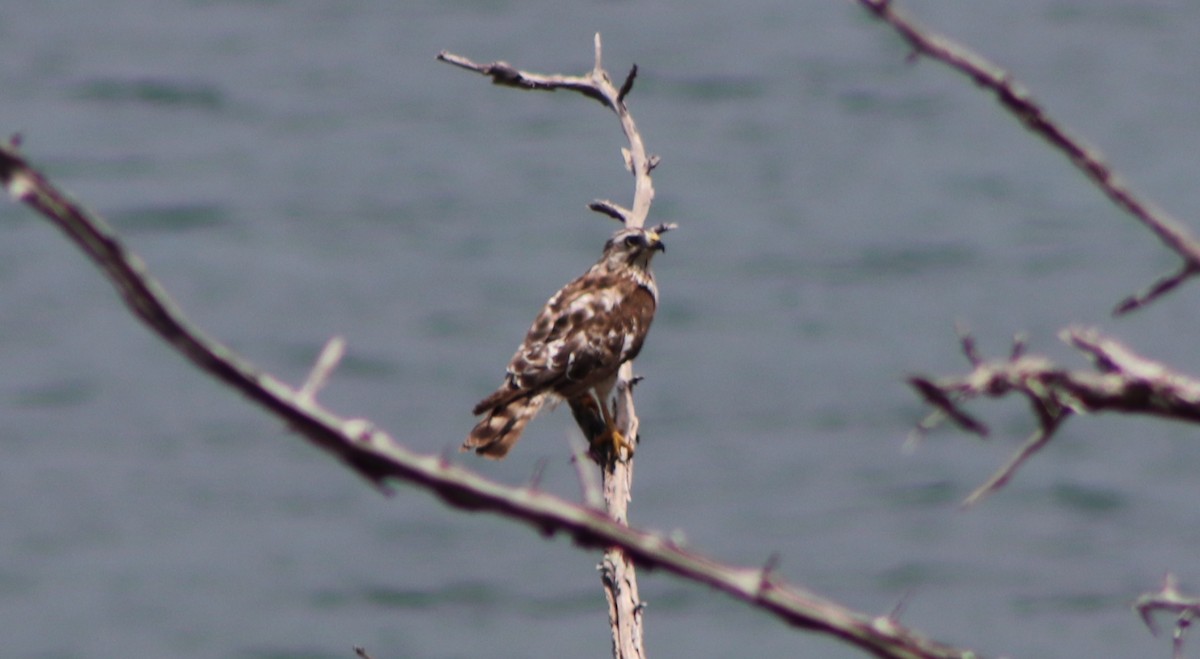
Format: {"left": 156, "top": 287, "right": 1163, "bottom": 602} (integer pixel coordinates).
{"left": 610, "top": 427, "right": 635, "bottom": 461}
{"left": 589, "top": 423, "right": 634, "bottom": 462}
{"left": 596, "top": 396, "right": 634, "bottom": 461}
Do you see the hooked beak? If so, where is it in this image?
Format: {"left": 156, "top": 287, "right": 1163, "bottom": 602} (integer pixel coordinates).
{"left": 645, "top": 222, "right": 676, "bottom": 253}
{"left": 646, "top": 230, "right": 666, "bottom": 253}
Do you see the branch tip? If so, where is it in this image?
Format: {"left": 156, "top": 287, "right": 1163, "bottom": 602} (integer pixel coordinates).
{"left": 617, "top": 64, "right": 638, "bottom": 104}
{"left": 593, "top": 32, "right": 603, "bottom": 72}
{"left": 1009, "top": 332, "right": 1028, "bottom": 361}
{"left": 762, "top": 551, "right": 781, "bottom": 575}
{"left": 529, "top": 457, "right": 549, "bottom": 490}
{"left": 1114, "top": 264, "right": 1197, "bottom": 316}
{"left": 299, "top": 335, "right": 346, "bottom": 401}
{"left": 570, "top": 438, "right": 604, "bottom": 508}
{"left": 887, "top": 589, "right": 914, "bottom": 622}
{"left": 757, "top": 552, "right": 782, "bottom": 596}
{"left": 963, "top": 420, "right": 1061, "bottom": 507}
{"left": 953, "top": 322, "right": 981, "bottom": 366}
{"left": 908, "top": 375, "right": 989, "bottom": 437}
{"left": 1134, "top": 572, "right": 1200, "bottom": 653}
{"left": 588, "top": 199, "right": 629, "bottom": 223}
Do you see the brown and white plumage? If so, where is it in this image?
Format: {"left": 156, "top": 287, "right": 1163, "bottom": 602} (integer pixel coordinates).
{"left": 464, "top": 226, "right": 665, "bottom": 459}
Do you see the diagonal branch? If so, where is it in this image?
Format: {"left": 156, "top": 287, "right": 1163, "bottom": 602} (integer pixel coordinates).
{"left": 960, "top": 405, "right": 1067, "bottom": 509}
{"left": 856, "top": 0, "right": 1200, "bottom": 314}
{"left": 910, "top": 327, "right": 1200, "bottom": 505}
{"left": 0, "top": 138, "right": 983, "bottom": 659}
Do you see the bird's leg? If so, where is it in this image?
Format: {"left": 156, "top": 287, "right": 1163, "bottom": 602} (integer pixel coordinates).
{"left": 569, "top": 395, "right": 607, "bottom": 444}
{"left": 570, "top": 388, "right": 634, "bottom": 462}
{"left": 593, "top": 390, "right": 634, "bottom": 461}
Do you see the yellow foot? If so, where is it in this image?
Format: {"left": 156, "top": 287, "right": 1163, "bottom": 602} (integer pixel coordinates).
{"left": 590, "top": 424, "right": 635, "bottom": 462}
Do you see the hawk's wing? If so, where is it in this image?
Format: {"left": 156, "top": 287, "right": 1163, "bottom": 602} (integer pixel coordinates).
{"left": 472, "top": 272, "right": 655, "bottom": 415}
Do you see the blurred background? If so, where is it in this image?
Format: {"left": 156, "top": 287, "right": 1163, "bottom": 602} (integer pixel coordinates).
{"left": 2, "top": 1, "right": 1199, "bottom": 657}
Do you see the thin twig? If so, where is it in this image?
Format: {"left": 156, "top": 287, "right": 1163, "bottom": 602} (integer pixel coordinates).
{"left": 617, "top": 64, "right": 638, "bottom": 105}
{"left": 589, "top": 199, "right": 631, "bottom": 223}
{"left": 961, "top": 411, "right": 1064, "bottom": 508}
{"left": 570, "top": 437, "right": 605, "bottom": 509}
{"left": 298, "top": 336, "right": 346, "bottom": 404}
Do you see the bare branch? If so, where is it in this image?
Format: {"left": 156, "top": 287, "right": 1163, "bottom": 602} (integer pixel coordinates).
{"left": 589, "top": 199, "right": 631, "bottom": 223}
{"left": 298, "top": 336, "right": 345, "bottom": 404}
{"left": 857, "top": 0, "right": 1200, "bottom": 312}
{"left": 1135, "top": 573, "right": 1200, "bottom": 659}
{"left": 1115, "top": 262, "right": 1200, "bottom": 316}
{"left": 570, "top": 439, "right": 605, "bottom": 509}
{"left": 617, "top": 64, "right": 638, "bottom": 105}
{"left": 647, "top": 221, "right": 678, "bottom": 237}
{"left": 1063, "top": 328, "right": 1200, "bottom": 412}
{"left": 1009, "top": 332, "right": 1029, "bottom": 362}
{"left": 434, "top": 51, "right": 606, "bottom": 104}
{"left": 439, "top": 33, "right": 657, "bottom": 229}
{"left": 910, "top": 327, "right": 1200, "bottom": 504}
{"left": 907, "top": 376, "right": 989, "bottom": 437}
{"left": 955, "top": 323, "right": 982, "bottom": 367}
{"left": 961, "top": 409, "right": 1065, "bottom": 508}
{"left": 758, "top": 552, "right": 783, "bottom": 598}
{"left": 529, "top": 457, "right": 550, "bottom": 491}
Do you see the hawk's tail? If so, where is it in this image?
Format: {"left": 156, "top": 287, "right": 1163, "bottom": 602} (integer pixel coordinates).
{"left": 462, "top": 394, "right": 546, "bottom": 459}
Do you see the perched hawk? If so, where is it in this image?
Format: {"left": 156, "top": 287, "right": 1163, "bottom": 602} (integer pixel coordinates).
{"left": 463, "top": 226, "right": 666, "bottom": 459}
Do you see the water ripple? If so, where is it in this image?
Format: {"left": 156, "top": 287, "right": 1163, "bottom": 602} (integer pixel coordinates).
{"left": 73, "top": 78, "right": 226, "bottom": 110}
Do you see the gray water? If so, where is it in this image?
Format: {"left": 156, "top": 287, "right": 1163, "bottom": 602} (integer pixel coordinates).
{"left": 2, "top": 1, "right": 1199, "bottom": 657}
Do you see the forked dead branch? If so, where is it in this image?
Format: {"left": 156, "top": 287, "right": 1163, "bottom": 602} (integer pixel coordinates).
{"left": 909, "top": 327, "right": 1200, "bottom": 507}
{"left": 1136, "top": 573, "right": 1200, "bottom": 659}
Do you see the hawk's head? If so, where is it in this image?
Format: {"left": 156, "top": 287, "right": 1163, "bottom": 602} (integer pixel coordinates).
{"left": 602, "top": 226, "right": 666, "bottom": 271}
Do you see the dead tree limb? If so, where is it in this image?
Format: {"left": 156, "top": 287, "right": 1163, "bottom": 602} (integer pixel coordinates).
{"left": 855, "top": 0, "right": 1200, "bottom": 315}
{"left": 0, "top": 134, "right": 983, "bottom": 658}
{"left": 909, "top": 327, "right": 1200, "bottom": 506}
{"left": 1136, "top": 573, "right": 1200, "bottom": 659}
{"left": 440, "top": 35, "right": 667, "bottom": 658}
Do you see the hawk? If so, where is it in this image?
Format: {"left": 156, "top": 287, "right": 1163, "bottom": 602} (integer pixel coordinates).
{"left": 463, "top": 225, "right": 666, "bottom": 459}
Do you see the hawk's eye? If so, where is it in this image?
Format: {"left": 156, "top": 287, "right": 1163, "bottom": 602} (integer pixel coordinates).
{"left": 623, "top": 234, "right": 642, "bottom": 248}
